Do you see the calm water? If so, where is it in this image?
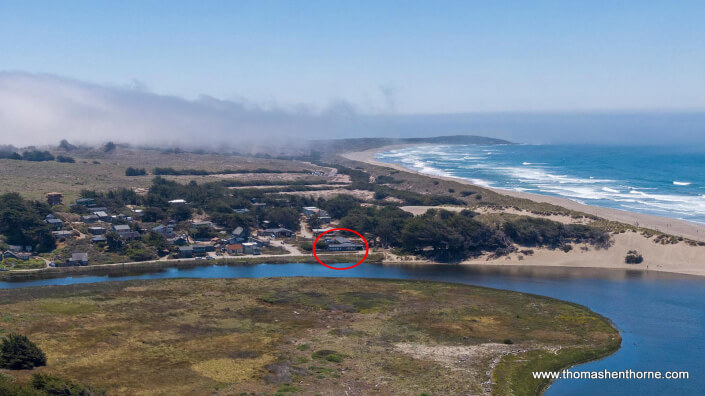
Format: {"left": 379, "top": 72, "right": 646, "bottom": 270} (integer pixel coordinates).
{"left": 2, "top": 262, "right": 704, "bottom": 395}
{"left": 377, "top": 144, "right": 705, "bottom": 224}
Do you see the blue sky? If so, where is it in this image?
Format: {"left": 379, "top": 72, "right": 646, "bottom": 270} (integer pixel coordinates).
{"left": 2, "top": 1, "right": 704, "bottom": 114}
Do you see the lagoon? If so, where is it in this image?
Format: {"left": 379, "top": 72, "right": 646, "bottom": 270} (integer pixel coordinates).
{"left": 2, "top": 262, "right": 703, "bottom": 395}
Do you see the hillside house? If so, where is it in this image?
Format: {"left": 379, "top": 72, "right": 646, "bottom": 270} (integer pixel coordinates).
{"left": 68, "top": 252, "right": 89, "bottom": 266}
{"left": 46, "top": 192, "right": 63, "bottom": 206}
{"left": 261, "top": 228, "right": 294, "bottom": 238}
{"left": 152, "top": 224, "right": 175, "bottom": 238}
{"left": 88, "top": 227, "right": 106, "bottom": 235}
{"left": 75, "top": 198, "right": 95, "bottom": 206}
{"left": 227, "top": 244, "right": 243, "bottom": 254}
{"left": 242, "top": 242, "right": 261, "bottom": 255}
{"left": 112, "top": 224, "right": 140, "bottom": 240}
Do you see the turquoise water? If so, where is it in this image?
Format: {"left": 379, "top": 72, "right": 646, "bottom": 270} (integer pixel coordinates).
{"left": 377, "top": 144, "right": 705, "bottom": 223}
{"left": 2, "top": 262, "right": 704, "bottom": 395}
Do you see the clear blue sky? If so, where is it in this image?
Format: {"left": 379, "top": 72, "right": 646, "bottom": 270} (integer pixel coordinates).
{"left": 1, "top": 1, "right": 704, "bottom": 113}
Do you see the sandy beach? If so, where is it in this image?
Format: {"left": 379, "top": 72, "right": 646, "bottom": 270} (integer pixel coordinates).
{"left": 343, "top": 145, "right": 705, "bottom": 242}
{"left": 343, "top": 145, "right": 705, "bottom": 277}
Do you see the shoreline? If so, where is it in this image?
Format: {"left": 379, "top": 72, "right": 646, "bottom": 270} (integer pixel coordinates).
{"left": 342, "top": 144, "right": 705, "bottom": 242}
{"left": 2, "top": 247, "right": 704, "bottom": 283}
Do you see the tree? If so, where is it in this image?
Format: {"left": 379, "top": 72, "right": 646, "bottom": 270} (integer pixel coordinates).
{"left": 103, "top": 142, "right": 116, "bottom": 153}
{"left": 105, "top": 232, "right": 123, "bottom": 252}
{"left": 58, "top": 139, "right": 77, "bottom": 151}
{"left": 0, "top": 333, "right": 47, "bottom": 370}
{"left": 264, "top": 207, "right": 300, "bottom": 230}
{"left": 307, "top": 214, "right": 322, "bottom": 229}
{"left": 125, "top": 167, "right": 147, "bottom": 176}
{"left": 322, "top": 195, "right": 360, "bottom": 219}
{"left": 56, "top": 155, "right": 76, "bottom": 163}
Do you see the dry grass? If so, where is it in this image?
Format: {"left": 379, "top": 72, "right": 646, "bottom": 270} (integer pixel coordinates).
{"left": 0, "top": 278, "right": 619, "bottom": 395}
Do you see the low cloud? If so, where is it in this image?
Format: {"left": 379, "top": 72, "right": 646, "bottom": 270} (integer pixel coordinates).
{"left": 0, "top": 72, "right": 365, "bottom": 150}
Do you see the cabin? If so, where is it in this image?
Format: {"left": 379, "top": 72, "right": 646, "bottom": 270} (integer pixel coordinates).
{"left": 227, "top": 244, "right": 243, "bottom": 254}
{"left": 51, "top": 230, "right": 73, "bottom": 239}
{"left": 44, "top": 217, "right": 64, "bottom": 230}
{"left": 68, "top": 252, "right": 89, "bottom": 266}
{"left": 81, "top": 214, "right": 99, "bottom": 223}
{"left": 75, "top": 198, "right": 95, "bottom": 206}
{"left": 46, "top": 192, "right": 63, "bottom": 206}
{"left": 112, "top": 224, "right": 140, "bottom": 240}
{"left": 261, "top": 228, "right": 294, "bottom": 238}
{"left": 302, "top": 207, "right": 332, "bottom": 223}
{"left": 230, "top": 226, "right": 248, "bottom": 242}
{"left": 88, "top": 227, "right": 106, "bottom": 235}
{"left": 3, "top": 251, "right": 31, "bottom": 261}
{"left": 327, "top": 237, "right": 365, "bottom": 251}
{"left": 152, "top": 224, "right": 175, "bottom": 238}
{"left": 241, "top": 242, "right": 261, "bottom": 255}
{"left": 93, "top": 211, "right": 112, "bottom": 222}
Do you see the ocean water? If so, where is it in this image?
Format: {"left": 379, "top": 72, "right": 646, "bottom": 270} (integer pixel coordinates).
{"left": 376, "top": 144, "right": 705, "bottom": 224}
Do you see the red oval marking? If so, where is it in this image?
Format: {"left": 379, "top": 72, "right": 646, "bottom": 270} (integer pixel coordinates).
{"left": 312, "top": 228, "right": 369, "bottom": 270}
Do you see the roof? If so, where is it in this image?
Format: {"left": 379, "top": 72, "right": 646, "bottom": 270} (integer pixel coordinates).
{"left": 93, "top": 211, "right": 109, "bottom": 217}
{"left": 263, "top": 228, "right": 292, "bottom": 233}
{"left": 232, "top": 226, "right": 244, "bottom": 235}
{"left": 113, "top": 224, "right": 131, "bottom": 231}
{"left": 333, "top": 237, "right": 351, "bottom": 244}
{"left": 227, "top": 244, "right": 243, "bottom": 250}
{"left": 46, "top": 218, "right": 63, "bottom": 224}
{"left": 179, "top": 245, "right": 194, "bottom": 251}
{"left": 242, "top": 242, "right": 257, "bottom": 247}
{"left": 71, "top": 253, "right": 88, "bottom": 261}
{"left": 168, "top": 199, "right": 187, "bottom": 204}
{"left": 91, "top": 236, "right": 106, "bottom": 242}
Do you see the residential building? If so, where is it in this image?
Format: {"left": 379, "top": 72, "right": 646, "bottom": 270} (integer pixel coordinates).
{"left": 68, "top": 252, "right": 89, "bottom": 266}
{"left": 51, "top": 230, "right": 73, "bottom": 239}
{"left": 227, "top": 244, "right": 243, "bottom": 254}
{"left": 242, "top": 242, "right": 261, "bottom": 255}
{"left": 87, "top": 227, "right": 106, "bottom": 235}
{"left": 75, "top": 198, "right": 95, "bottom": 206}
{"left": 261, "top": 228, "right": 294, "bottom": 238}
{"left": 152, "top": 224, "right": 175, "bottom": 238}
{"left": 44, "top": 217, "right": 64, "bottom": 230}
{"left": 46, "top": 192, "right": 63, "bottom": 206}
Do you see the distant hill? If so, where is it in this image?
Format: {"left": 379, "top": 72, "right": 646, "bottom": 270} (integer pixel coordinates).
{"left": 309, "top": 135, "right": 512, "bottom": 154}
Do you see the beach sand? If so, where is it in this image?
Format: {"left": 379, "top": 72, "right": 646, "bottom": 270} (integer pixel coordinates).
{"left": 343, "top": 145, "right": 705, "bottom": 277}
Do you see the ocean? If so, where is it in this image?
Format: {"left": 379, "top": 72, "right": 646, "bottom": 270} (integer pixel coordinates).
{"left": 376, "top": 144, "right": 705, "bottom": 224}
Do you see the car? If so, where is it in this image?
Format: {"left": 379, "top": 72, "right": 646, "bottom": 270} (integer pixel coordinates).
{"left": 195, "top": 257, "right": 204, "bottom": 260}
{"left": 206, "top": 256, "right": 214, "bottom": 260}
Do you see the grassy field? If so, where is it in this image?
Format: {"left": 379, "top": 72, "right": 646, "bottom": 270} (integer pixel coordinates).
{"left": 0, "top": 278, "right": 619, "bottom": 395}
{"left": 0, "top": 147, "right": 329, "bottom": 202}
{"left": 0, "top": 257, "right": 45, "bottom": 270}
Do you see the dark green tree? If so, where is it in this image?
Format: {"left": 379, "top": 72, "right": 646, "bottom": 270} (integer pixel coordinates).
{"left": 0, "top": 333, "right": 47, "bottom": 370}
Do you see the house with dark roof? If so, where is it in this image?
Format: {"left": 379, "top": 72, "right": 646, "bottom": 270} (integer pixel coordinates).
{"left": 88, "top": 227, "right": 106, "bottom": 235}
{"left": 44, "top": 217, "right": 64, "bottom": 230}
{"left": 261, "top": 228, "right": 294, "bottom": 238}
{"left": 112, "top": 224, "right": 140, "bottom": 240}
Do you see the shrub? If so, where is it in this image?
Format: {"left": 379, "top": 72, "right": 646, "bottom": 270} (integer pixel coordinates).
{"left": 460, "top": 190, "right": 475, "bottom": 197}
{"left": 625, "top": 250, "right": 644, "bottom": 264}
{"left": 311, "top": 350, "right": 344, "bottom": 363}
{"left": 32, "top": 373, "right": 105, "bottom": 395}
{"left": 0, "top": 333, "right": 47, "bottom": 370}
{"left": 21, "top": 150, "right": 54, "bottom": 162}
{"left": 125, "top": 167, "right": 147, "bottom": 176}
{"left": 56, "top": 155, "right": 76, "bottom": 163}
{"left": 448, "top": 188, "right": 455, "bottom": 193}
